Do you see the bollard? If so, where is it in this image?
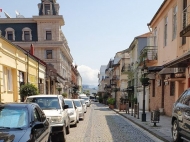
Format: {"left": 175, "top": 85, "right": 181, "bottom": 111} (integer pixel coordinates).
{"left": 137, "top": 103, "right": 139, "bottom": 119}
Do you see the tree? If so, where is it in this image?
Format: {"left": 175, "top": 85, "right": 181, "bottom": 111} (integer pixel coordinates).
{"left": 19, "top": 83, "right": 38, "bottom": 101}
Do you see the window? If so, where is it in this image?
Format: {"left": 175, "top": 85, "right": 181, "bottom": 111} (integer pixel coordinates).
{"left": 172, "top": 6, "right": 177, "bottom": 40}
{"left": 7, "top": 31, "right": 13, "bottom": 40}
{"left": 33, "top": 108, "right": 41, "bottom": 122}
{"left": 46, "top": 31, "right": 52, "bottom": 40}
{"left": 24, "top": 31, "right": 30, "bottom": 41}
{"left": 164, "top": 16, "right": 168, "bottom": 46}
{"left": 46, "top": 50, "right": 53, "bottom": 59}
{"left": 45, "top": 4, "right": 50, "bottom": 15}
{"left": 153, "top": 28, "right": 157, "bottom": 46}
{"left": 22, "top": 27, "right": 32, "bottom": 41}
{"left": 5, "top": 28, "right": 15, "bottom": 41}
{"left": 182, "top": 0, "right": 187, "bottom": 45}
{"left": 170, "top": 82, "right": 175, "bottom": 96}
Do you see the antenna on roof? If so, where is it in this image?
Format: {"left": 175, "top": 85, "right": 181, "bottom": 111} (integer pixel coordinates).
{"left": 4, "top": 11, "right": 11, "bottom": 18}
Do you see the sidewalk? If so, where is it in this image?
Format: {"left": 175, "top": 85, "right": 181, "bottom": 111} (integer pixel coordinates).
{"left": 112, "top": 108, "right": 173, "bottom": 142}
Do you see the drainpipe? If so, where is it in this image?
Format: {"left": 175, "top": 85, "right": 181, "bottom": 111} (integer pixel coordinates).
{"left": 161, "top": 75, "right": 165, "bottom": 109}
{"left": 38, "top": 60, "right": 40, "bottom": 91}
{"left": 27, "top": 52, "right": 29, "bottom": 83}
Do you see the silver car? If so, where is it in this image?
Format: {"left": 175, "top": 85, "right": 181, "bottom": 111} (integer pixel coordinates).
{"left": 64, "top": 99, "right": 79, "bottom": 127}
{"left": 73, "top": 99, "right": 85, "bottom": 120}
{"left": 80, "top": 99, "right": 87, "bottom": 113}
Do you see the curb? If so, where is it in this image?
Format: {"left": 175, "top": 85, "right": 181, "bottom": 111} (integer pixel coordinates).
{"left": 111, "top": 109, "right": 170, "bottom": 142}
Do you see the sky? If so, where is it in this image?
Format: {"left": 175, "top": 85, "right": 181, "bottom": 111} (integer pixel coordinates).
{"left": 0, "top": 0, "right": 164, "bottom": 86}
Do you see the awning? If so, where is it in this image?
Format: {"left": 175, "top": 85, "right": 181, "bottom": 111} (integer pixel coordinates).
{"left": 148, "top": 66, "right": 163, "bottom": 72}
{"left": 164, "top": 51, "right": 190, "bottom": 68}
{"left": 158, "top": 68, "right": 175, "bottom": 75}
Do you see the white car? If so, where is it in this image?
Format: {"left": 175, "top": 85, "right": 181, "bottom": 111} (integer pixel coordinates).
{"left": 64, "top": 99, "right": 79, "bottom": 127}
{"left": 80, "top": 99, "right": 87, "bottom": 113}
{"left": 26, "top": 95, "right": 70, "bottom": 142}
{"left": 73, "top": 99, "right": 85, "bottom": 120}
{"left": 80, "top": 97, "right": 91, "bottom": 107}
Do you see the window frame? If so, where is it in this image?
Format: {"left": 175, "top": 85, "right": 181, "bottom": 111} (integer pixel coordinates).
{"left": 172, "top": 5, "right": 177, "bottom": 40}
{"left": 164, "top": 16, "right": 168, "bottom": 47}
{"left": 5, "top": 28, "right": 15, "bottom": 41}
{"left": 46, "top": 50, "right": 53, "bottom": 59}
{"left": 46, "top": 31, "right": 52, "bottom": 40}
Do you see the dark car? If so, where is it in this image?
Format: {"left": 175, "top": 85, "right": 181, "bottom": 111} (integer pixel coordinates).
{"left": 171, "top": 89, "right": 190, "bottom": 142}
{"left": 0, "top": 103, "right": 50, "bottom": 142}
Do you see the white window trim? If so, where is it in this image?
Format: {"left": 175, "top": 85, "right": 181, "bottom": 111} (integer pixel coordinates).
{"left": 5, "top": 27, "right": 15, "bottom": 41}
{"left": 3, "top": 67, "right": 6, "bottom": 92}
{"left": 22, "top": 27, "right": 32, "bottom": 41}
{"left": 7, "top": 68, "right": 13, "bottom": 91}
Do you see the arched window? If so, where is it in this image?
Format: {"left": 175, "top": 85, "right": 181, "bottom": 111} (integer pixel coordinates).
{"left": 42, "top": 1, "right": 52, "bottom": 15}
{"left": 22, "top": 27, "right": 32, "bottom": 41}
{"left": 5, "top": 27, "right": 15, "bottom": 41}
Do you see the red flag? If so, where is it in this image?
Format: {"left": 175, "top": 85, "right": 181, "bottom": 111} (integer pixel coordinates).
{"left": 0, "top": 9, "right": 2, "bottom": 12}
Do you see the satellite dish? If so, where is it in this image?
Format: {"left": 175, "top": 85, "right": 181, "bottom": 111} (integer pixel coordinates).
{"left": 15, "top": 10, "right": 20, "bottom": 16}
{"left": 4, "top": 11, "right": 11, "bottom": 18}
{"left": 15, "top": 10, "right": 25, "bottom": 18}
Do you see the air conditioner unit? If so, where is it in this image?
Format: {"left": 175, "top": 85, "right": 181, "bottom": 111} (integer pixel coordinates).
{"left": 174, "top": 68, "right": 185, "bottom": 73}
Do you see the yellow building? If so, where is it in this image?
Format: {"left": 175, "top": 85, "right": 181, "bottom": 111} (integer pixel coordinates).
{"left": 0, "top": 34, "right": 46, "bottom": 102}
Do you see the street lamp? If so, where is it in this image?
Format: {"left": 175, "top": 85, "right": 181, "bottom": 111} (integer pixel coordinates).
{"left": 111, "top": 80, "right": 117, "bottom": 108}
{"left": 141, "top": 58, "right": 149, "bottom": 122}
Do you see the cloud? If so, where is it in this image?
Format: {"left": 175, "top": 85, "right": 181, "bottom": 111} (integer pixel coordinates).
{"left": 77, "top": 65, "right": 99, "bottom": 86}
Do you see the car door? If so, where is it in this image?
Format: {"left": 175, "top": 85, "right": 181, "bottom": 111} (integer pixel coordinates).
{"left": 36, "top": 106, "right": 51, "bottom": 142}
{"left": 33, "top": 107, "right": 49, "bottom": 142}
{"left": 181, "top": 92, "right": 190, "bottom": 139}
{"left": 60, "top": 97, "right": 69, "bottom": 126}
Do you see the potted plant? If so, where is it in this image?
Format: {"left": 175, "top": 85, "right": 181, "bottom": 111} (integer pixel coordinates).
{"left": 19, "top": 83, "right": 38, "bottom": 102}
{"left": 140, "top": 77, "right": 150, "bottom": 86}
{"left": 119, "top": 97, "right": 127, "bottom": 111}
{"left": 57, "top": 87, "right": 62, "bottom": 94}
{"left": 107, "top": 98, "right": 115, "bottom": 109}
{"left": 62, "top": 92, "right": 67, "bottom": 98}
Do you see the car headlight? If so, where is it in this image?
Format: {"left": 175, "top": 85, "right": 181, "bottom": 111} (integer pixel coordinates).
{"left": 69, "top": 110, "right": 74, "bottom": 116}
{"left": 50, "top": 116, "right": 63, "bottom": 124}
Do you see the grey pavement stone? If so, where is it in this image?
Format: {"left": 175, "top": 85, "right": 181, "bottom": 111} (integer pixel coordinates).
{"left": 67, "top": 103, "right": 165, "bottom": 142}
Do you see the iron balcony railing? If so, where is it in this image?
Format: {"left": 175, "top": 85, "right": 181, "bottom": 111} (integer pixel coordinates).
{"left": 112, "top": 75, "right": 120, "bottom": 80}
{"left": 182, "top": 5, "right": 190, "bottom": 29}
{"left": 139, "top": 46, "right": 157, "bottom": 64}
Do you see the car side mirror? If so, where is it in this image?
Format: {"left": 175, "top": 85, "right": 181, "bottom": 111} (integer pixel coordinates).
{"left": 33, "top": 122, "right": 44, "bottom": 129}
{"left": 64, "top": 104, "right": 69, "bottom": 109}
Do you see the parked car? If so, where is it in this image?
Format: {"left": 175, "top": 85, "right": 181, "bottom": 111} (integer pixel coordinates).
{"left": 80, "top": 99, "right": 87, "bottom": 113}
{"left": 80, "top": 97, "right": 91, "bottom": 107}
{"left": 73, "top": 99, "right": 85, "bottom": 120}
{"left": 0, "top": 102, "right": 51, "bottom": 142}
{"left": 64, "top": 99, "right": 79, "bottom": 127}
{"left": 171, "top": 89, "right": 190, "bottom": 142}
{"left": 26, "top": 95, "right": 70, "bottom": 142}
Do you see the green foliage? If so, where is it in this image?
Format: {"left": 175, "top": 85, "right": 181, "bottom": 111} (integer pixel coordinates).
{"left": 107, "top": 98, "right": 115, "bottom": 105}
{"left": 98, "top": 97, "right": 103, "bottom": 103}
{"left": 19, "top": 83, "right": 38, "bottom": 97}
{"left": 62, "top": 92, "right": 67, "bottom": 98}
{"left": 125, "top": 71, "right": 134, "bottom": 80}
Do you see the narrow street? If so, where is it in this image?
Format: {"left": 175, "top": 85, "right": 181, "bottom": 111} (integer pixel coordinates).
{"left": 67, "top": 102, "right": 163, "bottom": 142}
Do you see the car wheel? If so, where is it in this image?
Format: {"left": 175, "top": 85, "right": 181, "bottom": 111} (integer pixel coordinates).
{"left": 66, "top": 123, "right": 70, "bottom": 134}
{"left": 53, "top": 128, "right": 66, "bottom": 142}
{"left": 172, "top": 120, "right": 183, "bottom": 142}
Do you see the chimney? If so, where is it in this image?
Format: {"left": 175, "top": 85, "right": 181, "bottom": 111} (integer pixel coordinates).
{"left": 30, "top": 44, "right": 34, "bottom": 55}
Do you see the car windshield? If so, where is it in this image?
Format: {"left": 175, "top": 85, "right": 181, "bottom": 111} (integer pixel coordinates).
{"left": 26, "top": 97, "right": 61, "bottom": 110}
{"left": 73, "top": 100, "right": 81, "bottom": 107}
{"left": 0, "top": 106, "right": 28, "bottom": 129}
{"left": 81, "top": 97, "right": 89, "bottom": 101}
{"left": 80, "top": 100, "right": 85, "bottom": 105}
{"left": 64, "top": 100, "right": 73, "bottom": 108}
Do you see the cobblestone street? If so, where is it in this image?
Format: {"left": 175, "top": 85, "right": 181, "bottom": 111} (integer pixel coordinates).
{"left": 67, "top": 102, "right": 164, "bottom": 142}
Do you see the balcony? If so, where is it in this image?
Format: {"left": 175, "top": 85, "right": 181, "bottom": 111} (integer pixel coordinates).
{"left": 139, "top": 46, "right": 157, "bottom": 66}
{"left": 112, "top": 75, "right": 120, "bottom": 80}
{"left": 180, "top": 5, "right": 190, "bottom": 37}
